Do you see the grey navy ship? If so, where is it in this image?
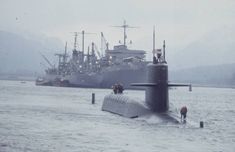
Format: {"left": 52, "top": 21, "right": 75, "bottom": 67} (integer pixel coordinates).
{"left": 36, "top": 21, "right": 149, "bottom": 89}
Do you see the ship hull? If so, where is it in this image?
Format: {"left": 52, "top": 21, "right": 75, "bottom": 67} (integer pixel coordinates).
{"left": 39, "top": 67, "right": 147, "bottom": 89}
{"left": 100, "top": 68, "right": 146, "bottom": 89}
{"left": 65, "top": 67, "right": 147, "bottom": 89}
{"left": 65, "top": 73, "right": 103, "bottom": 88}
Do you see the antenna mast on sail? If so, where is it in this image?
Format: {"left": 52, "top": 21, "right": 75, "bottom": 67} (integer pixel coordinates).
{"left": 163, "top": 40, "right": 167, "bottom": 63}
{"left": 153, "top": 26, "right": 156, "bottom": 55}
{"left": 153, "top": 26, "right": 157, "bottom": 64}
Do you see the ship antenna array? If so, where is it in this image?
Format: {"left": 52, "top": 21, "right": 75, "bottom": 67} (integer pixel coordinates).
{"left": 112, "top": 20, "right": 139, "bottom": 46}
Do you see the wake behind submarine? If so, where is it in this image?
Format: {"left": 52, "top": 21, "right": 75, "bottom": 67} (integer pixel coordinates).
{"left": 102, "top": 28, "right": 192, "bottom": 123}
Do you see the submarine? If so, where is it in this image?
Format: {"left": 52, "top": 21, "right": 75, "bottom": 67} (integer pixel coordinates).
{"left": 102, "top": 27, "right": 192, "bottom": 123}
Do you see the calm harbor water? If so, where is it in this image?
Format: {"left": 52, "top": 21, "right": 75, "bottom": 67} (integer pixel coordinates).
{"left": 0, "top": 80, "right": 234, "bottom": 152}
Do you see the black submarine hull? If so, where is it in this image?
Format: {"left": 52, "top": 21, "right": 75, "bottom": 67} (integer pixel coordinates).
{"left": 146, "top": 63, "right": 169, "bottom": 112}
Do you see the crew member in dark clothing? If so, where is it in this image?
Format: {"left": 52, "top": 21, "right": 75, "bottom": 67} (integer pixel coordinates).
{"left": 112, "top": 84, "right": 118, "bottom": 94}
{"left": 112, "top": 83, "right": 124, "bottom": 94}
{"left": 180, "top": 106, "right": 188, "bottom": 119}
{"left": 117, "top": 83, "right": 124, "bottom": 94}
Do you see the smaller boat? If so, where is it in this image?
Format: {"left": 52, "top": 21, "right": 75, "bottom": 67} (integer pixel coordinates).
{"left": 35, "top": 77, "right": 52, "bottom": 86}
{"left": 35, "top": 77, "right": 70, "bottom": 87}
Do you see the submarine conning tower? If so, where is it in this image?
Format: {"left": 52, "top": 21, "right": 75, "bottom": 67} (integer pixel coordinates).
{"left": 102, "top": 27, "right": 191, "bottom": 118}
{"left": 132, "top": 28, "right": 191, "bottom": 113}
{"left": 146, "top": 40, "right": 168, "bottom": 112}
{"left": 132, "top": 26, "right": 169, "bottom": 112}
{"left": 146, "top": 63, "right": 168, "bottom": 111}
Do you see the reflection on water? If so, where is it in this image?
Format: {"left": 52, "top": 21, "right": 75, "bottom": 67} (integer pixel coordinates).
{"left": 0, "top": 80, "right": 234, "bottom": 152}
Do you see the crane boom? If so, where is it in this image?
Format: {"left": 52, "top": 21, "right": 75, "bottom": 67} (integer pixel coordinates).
{"left": 40, "top": 52, "right": 54, "bottom": 68}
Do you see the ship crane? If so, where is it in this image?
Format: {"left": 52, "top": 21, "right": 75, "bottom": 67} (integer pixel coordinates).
{"left": 40, "top": 62, "right": 48, "bottom": 69}
{"left": 39, "top": 52, "right": 54, "bottom": 69}
{"left": 87, "top": 42, "right": 102, "bottom": 58}
{"left": 93, "top": 43, "right": 102, "bottom": 59}
{"left": 101, "top": 32, "right": 109, "bottom": 55}
{"left": 64, "top": 41, "right": 68, "bottom": 63}
{"left": 55, "top": 42, "right": 69, "bottom": 64}
{"left": 112, "top": 20, "right": 139, "bottom": 47}
{"left": 55, "top": 42, "right": 69, "bottom": 75}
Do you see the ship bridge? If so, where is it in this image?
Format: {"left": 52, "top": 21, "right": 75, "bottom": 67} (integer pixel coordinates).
{"left": 105, "top": 44, "right": 146, "bottom": 63}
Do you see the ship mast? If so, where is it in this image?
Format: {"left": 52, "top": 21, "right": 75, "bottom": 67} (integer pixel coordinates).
{"left": 73, "top": 32, "right": 78, "bottom": 50}
{"left": 163, "top": 40, "right": 167, "bottom": 63}
{"left": 72, "top": 31, "right": 95, "bottom": 64}
{"left": 112, "top": 20, "right": 138, "bottom": 47}
{"left": 81, "top": 30, "right": 85, "bottom": 63}
{"left": 64, "top": 41, "right": 68, "bottom": 63}
{"left": 153, "top": 26, "right": 156, "bottom": 55}
{"left": 153, "top": 26, "right": 157, "bottom": 64}
{"left": 123, "top": 20, "right": 127, "bottom": 46}
{"left": 78, "top": 30, "right": 95, "bottom": 61}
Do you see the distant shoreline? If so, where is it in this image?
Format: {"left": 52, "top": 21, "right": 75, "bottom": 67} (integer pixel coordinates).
{"left": 190, "top": 83, "right": 235, "bottom": 89}
{"left": 0, "top": 75, "right": 36, "bottom": 82}
{"left": 0, "top": 78, "right": 234, "bottom": 90}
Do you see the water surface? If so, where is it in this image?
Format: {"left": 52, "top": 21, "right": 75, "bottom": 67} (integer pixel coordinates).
{"left": 0, "top": 80, "right": 234, "bottom": 152}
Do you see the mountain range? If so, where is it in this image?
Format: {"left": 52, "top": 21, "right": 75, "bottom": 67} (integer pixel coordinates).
{"left": 0, "top": 30, "right": 63, "bottom": 76}
{"left": 168, "top": 26, "right": 235, "bottom": 70}
{"left": 169, "top": 63, "right": 235, "bottom": 87}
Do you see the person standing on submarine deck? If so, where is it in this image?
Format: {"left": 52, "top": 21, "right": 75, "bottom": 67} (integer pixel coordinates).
{"left": 180, "top": 106, "right": 187, "bottom": 120}
{"left": 112, "top": 83, "right": 124, "bottom": 94}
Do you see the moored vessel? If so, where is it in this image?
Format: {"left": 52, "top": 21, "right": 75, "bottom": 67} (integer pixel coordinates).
{"left": 36, "top": 21, "right": 148, "bottom": 89}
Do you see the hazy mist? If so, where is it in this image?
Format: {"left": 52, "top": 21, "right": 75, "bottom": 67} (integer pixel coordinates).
{"left": 0, "top": 0, "right": 235, "bottom": 85}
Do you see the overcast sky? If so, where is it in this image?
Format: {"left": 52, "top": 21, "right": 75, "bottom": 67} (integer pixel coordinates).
{"left": 1, "top": 0, "right": 234, "bottom": 59}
